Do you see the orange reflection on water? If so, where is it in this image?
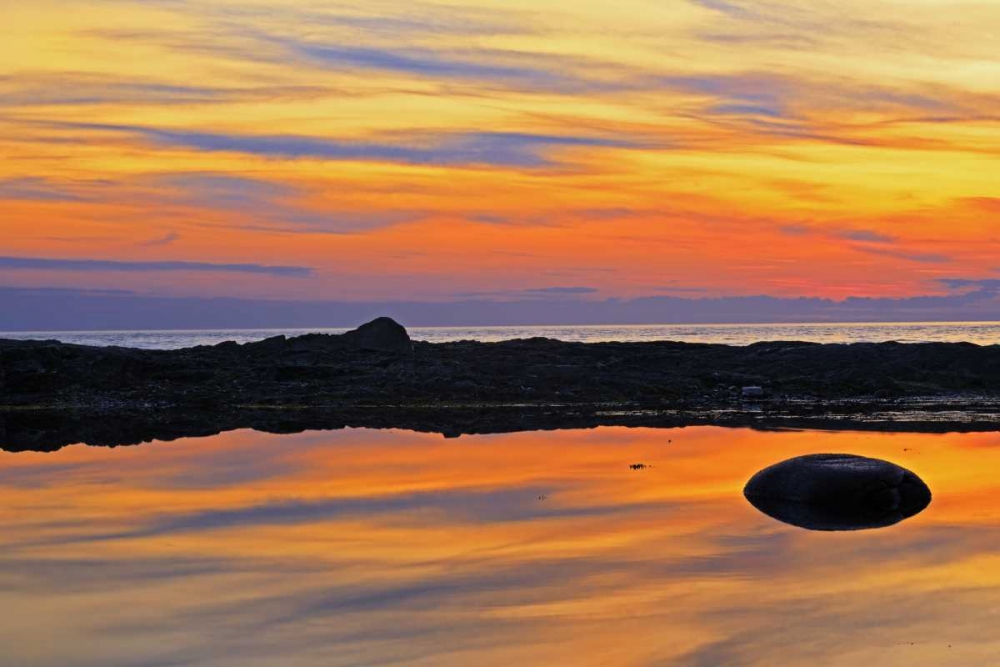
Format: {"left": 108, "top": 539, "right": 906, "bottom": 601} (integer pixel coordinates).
{"left": 1, "top": 426, "right": 1000, "bottom": 665}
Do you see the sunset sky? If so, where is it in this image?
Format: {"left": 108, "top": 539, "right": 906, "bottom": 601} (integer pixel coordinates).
{"left": 4, "top": 0, "right": 1000, "bottom": 317}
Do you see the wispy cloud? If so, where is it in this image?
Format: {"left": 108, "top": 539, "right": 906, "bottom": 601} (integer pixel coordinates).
{"left": 290, "top": 43, "right": 571, "bottom": 88}
{"left": 852, "top": 246, "right": 950, "bottom": 264}
{"left": 778, "top": 225, "right": 947, "bottom": 263}
{"left": 0, "top": 177, "right": 88, "bottom": 202}
{"left": 0, "top": 256, "right": 312, "bottom": 277}
{"left": 686, "top": 0, "right": 752, "bottom": 19}
{"left": 782, "top": 225, "right": 897, "bottom": 244}
{"left": 658, "top": 73, "right": 792, "bottom": 119}
{"left": 524, "top": 286, "right": 599, "bottom": 295}
{"left": 145, "top": 172, "right": 420, "bottom": 233}
{"left": 836, "top": 229, "right": 895, "bottom": 243}
{"left": 149, "top": 173, "right": 297, "bottom": 210}
{"left": 88, "top": 8, "right": 626, "bottom": 96}
{"left": 138, "top": 231, "right": 181, "bottom": 247}
{"left": 50, "top": 123, "right": 640, "bottom": 168}
{"left": 939, "top": 278, "right": 1000, "bottom": 293}
{"left": 453, "top": 286, "right": 599, "bottom": 299}
{"left": 2, "top": 171, "right": 422, "bottom": 235}
{"left": 0, "top": 72, "right": 340, "bottom": 110}
{"left": 2, "top": 77, "right": 237, "bottom": 108}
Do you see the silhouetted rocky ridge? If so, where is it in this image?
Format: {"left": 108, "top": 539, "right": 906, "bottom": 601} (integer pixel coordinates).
{"left": 5, "top": 316, "right": 1000, "bottom": 450}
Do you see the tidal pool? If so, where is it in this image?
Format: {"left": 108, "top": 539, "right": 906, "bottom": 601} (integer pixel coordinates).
{"left": 0, "top": 426, "right": 998, "bottom": 665}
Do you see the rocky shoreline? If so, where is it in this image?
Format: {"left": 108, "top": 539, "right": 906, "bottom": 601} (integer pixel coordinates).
{"left": 5, "top": 316, "right": 1000, "bottom": 450}
{"left": 5, "top": 402, "right": 1000, "bottom": 452}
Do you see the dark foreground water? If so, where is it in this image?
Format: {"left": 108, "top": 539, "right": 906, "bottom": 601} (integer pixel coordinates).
{"left": 1, "top": 426, "right": 998, "bottom": 665}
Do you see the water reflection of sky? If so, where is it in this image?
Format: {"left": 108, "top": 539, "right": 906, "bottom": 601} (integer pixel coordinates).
{"left": 2, "top": 426, "right": 1000, "bottom": 665}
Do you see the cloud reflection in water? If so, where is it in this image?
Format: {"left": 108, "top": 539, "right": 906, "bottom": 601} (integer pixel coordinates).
{"left": 0, "top": 427, "right": 998, "bottom": 665}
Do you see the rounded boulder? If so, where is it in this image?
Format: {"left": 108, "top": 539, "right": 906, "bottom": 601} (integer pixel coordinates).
{"left": 744, "top": 453, "right": 931, "bottom": 531}
{"left": 340, "top": 317, "right": 413, "bottom": 354}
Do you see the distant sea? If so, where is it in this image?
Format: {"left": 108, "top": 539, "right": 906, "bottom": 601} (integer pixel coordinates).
{"left": 4, "top": 321, "right": 1000, "bottom": 349}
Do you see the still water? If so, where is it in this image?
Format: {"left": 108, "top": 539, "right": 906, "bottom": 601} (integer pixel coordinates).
{"left": 1, "top": 425, "right": 998, "bottom": 665}
{"left": 5, "top": 321, "right": 1000, "bottom": 349}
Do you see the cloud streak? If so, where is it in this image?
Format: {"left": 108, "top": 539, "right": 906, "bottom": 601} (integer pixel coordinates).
{"left": 851, "top": 246, "right": 950, "bottom": 264}
{"left": 0, "top": 177, "right": 89, "bottom": 202}
{"left": 138, "top": 231, "right": 181, "bottom": 247}
{"left": 290, "top": 43, "right": 571, "bottom": 87}
{"left": 453, "top": 286, "right": 600, "bottom": 299}
{"left": 54, "top": 123, "right": 638, "bottom": 168}
{"left": 0, "top": 257, "right": 312, "bottom": 277}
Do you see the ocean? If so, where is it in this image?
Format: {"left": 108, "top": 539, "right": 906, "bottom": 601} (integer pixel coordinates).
{"left": 3, "top": 321, "right": 1000, "bottom": 349}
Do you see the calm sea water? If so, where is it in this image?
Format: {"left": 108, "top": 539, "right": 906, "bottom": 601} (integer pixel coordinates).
{"left": 4, "top": 321, "right": 1000, "bottom": 348}
{"left": 0, "top": 425, "right": 996, "bottom": 665}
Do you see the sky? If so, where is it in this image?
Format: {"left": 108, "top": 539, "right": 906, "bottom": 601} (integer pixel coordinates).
{"left": 4, "top": 0, "right": 1000, "bottom": 326}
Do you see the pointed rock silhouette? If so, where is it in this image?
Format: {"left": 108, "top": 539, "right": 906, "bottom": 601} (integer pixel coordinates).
{"left": 340, "top": 317, "right": 412, "bottom": 354}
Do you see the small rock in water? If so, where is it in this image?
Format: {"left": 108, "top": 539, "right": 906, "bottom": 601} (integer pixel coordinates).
{"left": 630, "top": 463, "right": 648, "bottom": 470}
{"left": 744, "top": 453, "right": 931, "bottom": 531}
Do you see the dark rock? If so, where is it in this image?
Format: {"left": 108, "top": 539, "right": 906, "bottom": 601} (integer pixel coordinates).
{"left": 2, "top": 406, "right": 1000, "bottom": 453}
{"left": 339, "top": 317, "right": 412, "bottom": 354}
{"left": 7, "top": 322, "right": 1000, "bottom": 419}
{"left": 744, "top": 453, "right": 931, "bottom": 531}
